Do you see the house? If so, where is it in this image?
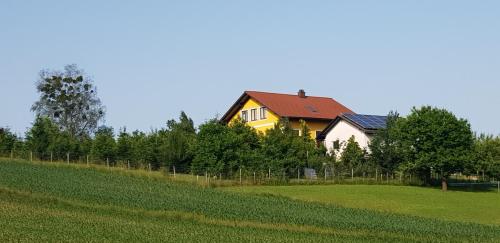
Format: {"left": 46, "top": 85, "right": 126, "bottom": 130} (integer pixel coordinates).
{"left": 221, "top": 90, "right": 353, "bottom": 139}
{"left": 319, "top": 113, "right": 387, "bottom": 157}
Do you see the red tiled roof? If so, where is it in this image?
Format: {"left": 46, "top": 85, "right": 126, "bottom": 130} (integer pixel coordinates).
{"left": 221, "top": 90, "right": 354, "bottom": 122}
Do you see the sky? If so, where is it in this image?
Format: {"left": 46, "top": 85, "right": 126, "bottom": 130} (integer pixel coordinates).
{"left": 1, "top": 0, "right": 499, "bottom": 136}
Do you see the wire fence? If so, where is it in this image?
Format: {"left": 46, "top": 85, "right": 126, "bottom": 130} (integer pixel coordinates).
{"left": 2, "top": 150, "right": 499, "bottom": 191}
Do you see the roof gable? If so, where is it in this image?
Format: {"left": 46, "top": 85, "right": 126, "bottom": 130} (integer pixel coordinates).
{"left": 221, "top": 91, "right": 354, "bottom": 123}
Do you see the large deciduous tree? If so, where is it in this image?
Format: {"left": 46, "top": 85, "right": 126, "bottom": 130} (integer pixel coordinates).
{"left": 31, "top": 64, "right": 105, "bottom": 138}
{"left": 399, "top": 106, "right": 474, "bottom": 191}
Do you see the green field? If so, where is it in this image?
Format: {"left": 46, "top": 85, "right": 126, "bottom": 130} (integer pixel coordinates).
{"left": 1, "top": 159, "right": 499, "bottom": 242}
{"left": 224, "top": 184, "right": 500, "bottom": 226}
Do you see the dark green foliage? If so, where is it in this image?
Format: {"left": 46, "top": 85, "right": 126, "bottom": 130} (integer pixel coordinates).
{"left": 25, "top": 116, "right": 59, "bottom": 159}
{"left": 398, "top": 106, "right": 474, "bottom": 188}
{"left": 260, "top": 119, "right": 328, "bottom": 177}
{"left": 340, "top": 136, "right": 366, "bottom": 172}
{"left": 116, "top": 128, "right": 133, "bottom": 163}
{"left": 160, "top": 111, "right": 196, "bottom": 171}
{"left": 31, "top": 64, "right": 105, "bottom": 138}
{"left": 191, "top": 119, "right": 237, "bottom": 175}
{"left": 473, "top": 134, "right": 500, "bottom": 179}
{"left": 0, "top": 128, "right": 19, "bottom": 156}
{"left": 91, "top": 126, "right": 116, "bottom": 164}
{"left": 369, "top": 111, "right": 404, "bottom": 174}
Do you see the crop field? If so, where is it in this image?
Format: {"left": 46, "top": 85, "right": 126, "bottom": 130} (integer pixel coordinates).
{"left": 0, "top": 159, "right": 499, "bottom": 242}
{"left": 224, "top": 184, "right": 500, "bottom": 226}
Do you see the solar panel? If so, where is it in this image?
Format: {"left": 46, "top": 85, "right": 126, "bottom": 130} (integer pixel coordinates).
{"left": 343, "top": 114, "right": 387, "bottom": 130}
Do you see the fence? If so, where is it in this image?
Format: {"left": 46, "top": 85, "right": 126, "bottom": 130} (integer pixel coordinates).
{"left": 1, "top": 151, "right": 498, "bottom": 191}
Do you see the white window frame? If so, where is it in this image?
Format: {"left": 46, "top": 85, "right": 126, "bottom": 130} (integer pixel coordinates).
{"left": 241, "top": 110, "right": 248, "bottom": 122}
{"left": 260, "top": 107, "right": 267, "bottom": 120}
{"left": 250, "top": 109, "right": 257, "bottom": 121}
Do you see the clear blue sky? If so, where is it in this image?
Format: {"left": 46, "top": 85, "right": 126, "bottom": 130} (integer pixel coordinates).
{"left": 1, "top": 0, "right": 499, "bottom": 136}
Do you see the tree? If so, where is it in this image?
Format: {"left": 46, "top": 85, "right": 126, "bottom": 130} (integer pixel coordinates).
{"left": 160, "top": 111, "right": 196, "bottom": 171}
{"left": 191, "top": 119, "right": 231, "bottom": 175}
{"left": 31, "top": 64, "right": 105, "bottom": 138}
{"left": 399, "top": 106, "right": 474, "bottom": 191}
{"left": 191, "top": 118, "right": 261, "bottom": 177}
{"left": 227, "top": 118, "right": 261, "bottom": 174}
{"left": 369, "top": 111, "right": 404, "bottom": 174}
{"left": 340, "top": 136, "right": 366, "bottom": 173}
{"left": 91, "top": 126, "right": 116, "bottom": 164}
{"left": 0, "top": 127, "right": 18, "bottom": 156}
{"left": 260, "top": 118, "right": 319, "bottom": 178}
{"left": 116, "top": 128, "right": 133, "bottom": 163}
{"left": 25, "top": 116, "right": 59, "bottom": 160}
{"left": 128, "top": 130, "right": 149, "bottom": 168}
{"left": 473, "top": 134, "right": 500, "bottom": 179}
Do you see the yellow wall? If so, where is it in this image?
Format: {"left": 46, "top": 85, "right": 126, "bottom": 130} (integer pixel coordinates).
{"left": 290, "top": 119, "right": 330, "bottom": 139}
{"left": 230, "top": 98, "right": 279, "bottom": 134}
{"left": 230, "top": 98, "right": 330, "bottom": 139}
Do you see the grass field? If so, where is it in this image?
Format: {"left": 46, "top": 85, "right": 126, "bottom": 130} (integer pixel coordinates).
{"left": 1, "top": 159, "right": 499, "bottom": 242}
{"left": 224, "top": 184, "right": 500, "bottom": 226}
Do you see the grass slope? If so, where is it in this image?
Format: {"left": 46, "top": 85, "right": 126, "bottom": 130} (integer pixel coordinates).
{"left": 224, "top": 184, "right": 500, "bottom": 225}
{"left": 0, "top": 159, "right": 499, "bottom": 242}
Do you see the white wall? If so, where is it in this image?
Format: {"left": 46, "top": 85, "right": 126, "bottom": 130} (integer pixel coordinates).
{"left": 323, "top": 120, "right": 372, "bottom": 157}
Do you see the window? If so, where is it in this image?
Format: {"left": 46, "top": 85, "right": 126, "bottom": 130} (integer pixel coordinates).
{"left": 241, "top": 110, "right": 248, "bottom": 122}
{"left": 251, "top": 109, "right": 257, "bottom": 121}
{"left": 333, "top": 140, "right": 340, "bottom": 150}
{"left": 260, "top": 107, "right": 267, "bottom": 119}
{"left": 315, "top": 131, "right": 322, "bottom": 138}
{"left": 292, "top": 129, "right": 300, "bottom": 136}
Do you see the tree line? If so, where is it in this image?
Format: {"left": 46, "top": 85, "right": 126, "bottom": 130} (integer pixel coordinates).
{"left": 1, "top": 107, "right": 500, "bottom": 190}
{"left": 1, "top": 64, "right": 499, "bottom": 191}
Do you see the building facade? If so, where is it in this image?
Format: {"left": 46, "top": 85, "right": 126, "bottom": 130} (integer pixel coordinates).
{"left": 221, "top": 90, "right": 353, "bottom": 139}
{"left": 320, "top": 114, "right": 387, "bottom": 157}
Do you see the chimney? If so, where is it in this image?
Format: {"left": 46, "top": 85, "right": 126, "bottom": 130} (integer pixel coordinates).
{"left": 298, "top": 89, "right": 306, "bottom": 98}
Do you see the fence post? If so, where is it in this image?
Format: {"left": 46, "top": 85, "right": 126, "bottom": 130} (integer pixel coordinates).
{"left": 106, "top": 158, "right": 109, "bottom": 167}
{"left": 325, "top": 167, "right": 327, "bottom": 181}
{"left": 351, "top": 167, "right": 354, "bottom": 181}
{"left": 375, "top": 168, "right": 378, "bottom": 182}
{"left": 50, "top": 152, "right": 53, "bottom": 163}
{"left": 148, "top": 163, "right": 151, "bottom": 171}
{"left": 386, "top": 172, "right": 389, "bottom": 183}
{"left": 86, "top": 155, "right": 89, "bottom": 166}
{"left": 268, "top": 168, "right": 271, "bottom": 180}
{"left": 239, "top": 168, "right": 242, "bottom": 185}
{"left": 127, "top": 160, "right": 130, "bottom": 169}
{"left": 10, "top": 150, "right": 13, "bottom": 159}
{"left": 253, "top": 171, "right": 256, "bottom": 184}
{"left": 173, "top": 166, "right": 176, "bottom": 178}
{"left": 66, "top": 153, "right": 69, "bottom": 164}
{"left": 298, "top": 168, "right": 300, "bottom": 181}
{"left": 30, "top": 151, "right": 33, "bottom": 162}
{"left": 332, "top": 164, "right": 335, "bottom": 183}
